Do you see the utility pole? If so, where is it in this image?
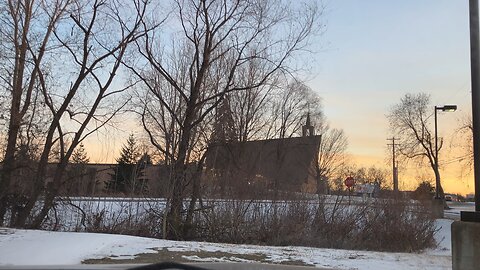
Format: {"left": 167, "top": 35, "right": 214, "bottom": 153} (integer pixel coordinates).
{"left": 387, "top": 138, "right": 399, "bottom": 193}
{"left": 471, "top": 0, "right": 480, "bottom": 215}
{"left": 462, "top": 0, "right": 480, "bottom": 222}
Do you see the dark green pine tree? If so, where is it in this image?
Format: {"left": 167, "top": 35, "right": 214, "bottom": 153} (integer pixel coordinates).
{"left": 67, "top": 143, "right": 91, "bottom": 195}
{"left": 212, "top": 97, "right": 236, "bottom": 142}
{"left": 72, "top": 143, "right": 90, "bottom": 164}
{"left": 107, "top": 134, "right": 140, "bottom": 195}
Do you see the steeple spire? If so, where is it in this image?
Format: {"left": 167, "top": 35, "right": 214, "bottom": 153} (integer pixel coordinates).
{"left": 306, "top": 113, "right": 311, "bottom": 127}
{"left": 302, "top": 112, "right": 314, "bottom": 137}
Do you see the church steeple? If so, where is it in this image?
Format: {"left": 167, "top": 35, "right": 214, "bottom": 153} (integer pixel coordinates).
{"left": 302, "top": 112, "right": 314, "bottom": 137}
{"left": 212, "top": 97, "right": 236, "bottom": 142}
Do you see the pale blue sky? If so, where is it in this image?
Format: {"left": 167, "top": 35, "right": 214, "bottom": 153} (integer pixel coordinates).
{"left": 85, "top": 1, "right": 474, "bottom": 193}
{"left": 308, "top": 1, "right": 473, "bottom": 192}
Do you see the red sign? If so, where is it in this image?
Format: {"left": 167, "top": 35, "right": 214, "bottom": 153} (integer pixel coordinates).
{"left": 344, "top": 176, "right": 355, "bottom": 188}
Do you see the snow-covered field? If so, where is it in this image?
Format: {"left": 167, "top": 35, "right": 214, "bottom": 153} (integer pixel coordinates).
{"left": 0, "top": 219, "right": 453, "bottom": 270}
{"left": 40, "top": 196, "right": 435, "bottom": 232}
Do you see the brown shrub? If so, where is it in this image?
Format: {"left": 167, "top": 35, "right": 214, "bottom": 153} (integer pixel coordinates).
{"left": 192, "top": 196, "right": 437, "bottom": 252}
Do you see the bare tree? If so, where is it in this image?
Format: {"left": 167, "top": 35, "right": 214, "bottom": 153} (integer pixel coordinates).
{"left": 263, "top": 80, "right": 347, "bottom": 194}
{"left": 0, "top": 0, "right": 71, "bottom": 225}
{"left": 224, "top": 76, "right": 325, "bottom": 142}
{"left": 328, "top": 164, "right": 387, "bottom": 193}
{"left": 316, "top": 126, "right": 348, "bottom": 193}
{"left": 387, "top": 93, "right": 446, "bottom": 200}
{"left": 454, "top": 116, "right": 474, "bottom": 172}
{"left": 352, "top": 166, "right": 389, "bottom": 188}
{"left": 267, "top": 80, "right": 323, "bottom": 139}
{"left": 226, "top": 75, "right": 347, "bottom": 195}
{"left": 0, "top": 0, "right": 155, "bottom": 227}
{"left": 227, "top": 63, "right": 279, "bottom": 142}
{"left": 128, "top": 0, "right": 323, "bottom": 239}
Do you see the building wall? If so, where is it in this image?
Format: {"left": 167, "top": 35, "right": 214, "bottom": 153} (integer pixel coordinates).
{"left": 204, "top": 135, "right": 321, "bottom": 197}
{"left": 47, "top": 163, "right": 169, "bottom": 197}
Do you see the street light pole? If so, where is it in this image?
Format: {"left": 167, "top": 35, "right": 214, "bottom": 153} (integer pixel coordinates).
{"left": 457, "top": 0, "right": 480, "bottom": 222}
{"left": 470, "top": 0, "right": 480, "bottom": 214}
{"left": 434, "top": 106, "right": 439, "bottom": 198}
{"left": 434, "top": 105, "right": 457, "bottom": 199}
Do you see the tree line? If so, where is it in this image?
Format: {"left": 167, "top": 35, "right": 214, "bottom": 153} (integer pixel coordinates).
{"left": 0, "top": 0, "right": 349, "bottom": 239}
{"left": 0, "top": 0, "right": 466, "bottom": 240}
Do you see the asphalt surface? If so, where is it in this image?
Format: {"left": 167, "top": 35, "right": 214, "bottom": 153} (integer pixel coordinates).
{"left": 444, "top": 201, "right": 475, "bottom": 220}
{"left": 0, "top": 263, "right": 335, "bottom": 270}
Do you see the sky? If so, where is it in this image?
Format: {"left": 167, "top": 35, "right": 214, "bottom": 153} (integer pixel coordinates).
{"left": 83, "top": 1, "right": 475, "bottom": 195}
{"left": 308, "top": 1, "right": 473, "bottom": 194}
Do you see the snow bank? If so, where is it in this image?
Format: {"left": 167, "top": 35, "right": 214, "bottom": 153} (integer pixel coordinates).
{"left": 0, "top": 229, "right": 158, "bottom": 265}
{"left": 0, "top": 220, "right": 452, "bottom": 269}
{"left": 428, "top": 219, "right": 453, "bottom": 256}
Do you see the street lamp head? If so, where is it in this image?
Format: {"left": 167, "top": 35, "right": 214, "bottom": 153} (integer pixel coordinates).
{"left": 436, "top": 104, "right": 457, "bottom": 112}
{"left": 433, "top": 103, "right": 457, "bottom": 199}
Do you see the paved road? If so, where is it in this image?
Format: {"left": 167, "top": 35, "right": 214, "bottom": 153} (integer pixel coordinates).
{"left": 444, "top": 201, "right": 475, "bottom": 220}
{"left": 0, "top": 263, "right": 335, "bottom": 270}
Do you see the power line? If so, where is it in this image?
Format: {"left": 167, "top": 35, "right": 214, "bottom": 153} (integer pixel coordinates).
{"left": 441, "top": 154, "right": 473, "bottom": 165}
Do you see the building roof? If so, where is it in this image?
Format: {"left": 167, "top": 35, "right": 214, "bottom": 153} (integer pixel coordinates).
{"left": 205, "top": 135, "right": 321, "bottom": 191}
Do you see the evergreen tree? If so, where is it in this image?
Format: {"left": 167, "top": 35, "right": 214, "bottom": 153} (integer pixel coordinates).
{"left": 212, "top": 97, "right": 236, "bottom": 142}
{"left": 72, "top": 143, "right": 90, "bottom": 164}
{"left": 66, "top": 143, "right": 91, "bottom": 195}
{"left": 107, "top": 134, "right": 147, "bottom": 195}
{"left": 413, "top": 181, "right": 435, "bottom": 200}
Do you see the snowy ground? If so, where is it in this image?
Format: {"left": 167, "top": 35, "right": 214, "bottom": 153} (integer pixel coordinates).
{"left": 0, "top": 219, "right": 452, "bottom": 270}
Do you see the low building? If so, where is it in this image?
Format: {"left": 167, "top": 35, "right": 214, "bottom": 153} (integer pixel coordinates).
{"left": 46, "top": 163, "right": 170, "bottom": 197}
{"left": 204, "top": 115, "right": 322, "bottom": 197}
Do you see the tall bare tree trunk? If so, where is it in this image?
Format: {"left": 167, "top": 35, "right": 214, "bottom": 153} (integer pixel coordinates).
{"left": 184, "top": 155, "right": 206, "bottom": 239}
{"left": 167, "top": 96, "right": 198, "bottom": 239}
{"left": 132, "top": 0, "right": 321, "bottom": 240}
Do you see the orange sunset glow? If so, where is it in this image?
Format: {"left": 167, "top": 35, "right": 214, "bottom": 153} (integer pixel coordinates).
{"left": 75, "top": 1, "right": 477, "bottom": 196}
